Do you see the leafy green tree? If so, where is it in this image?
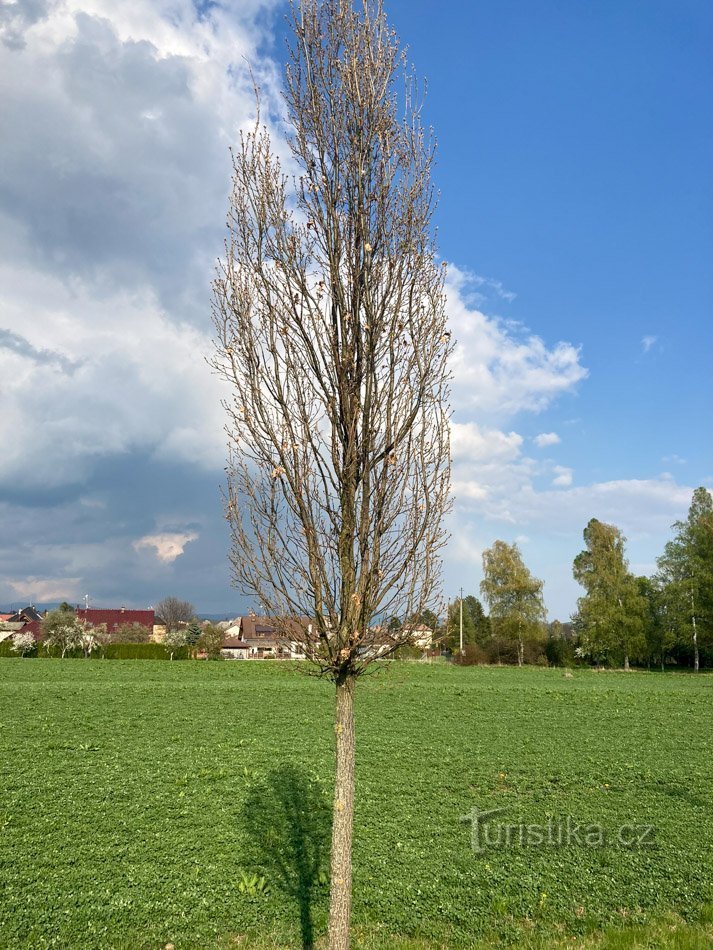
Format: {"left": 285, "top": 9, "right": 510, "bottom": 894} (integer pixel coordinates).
{"left": 445, "top": 598, "right": 474, "bottom": 652}
{"left": 445, "top": 594, "right": 490, "bottom": 652}
{"left": 480, "top": 541, "right": 546, "bottom": 666}
{"left": 656, "top": 487, "right": 713, "bottom": 671}
{"left": 572, "top": 519, "right": 646, "bottom": 669}
{"left": 464, "top": 595, "right": 491, "bottom": 645}
{"left": 545, "top": 620, "right": 576, "bottom": 667}
{"left": 185, "top": 619, "right": 203, "bottom": 658}
{"left": 198, "top": 623, "right": 225, "bottom": 660}
{"left": 637, "top": 576, "right": 675, "bottom": 670}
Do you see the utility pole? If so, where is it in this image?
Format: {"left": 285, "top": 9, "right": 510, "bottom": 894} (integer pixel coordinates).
{"left": 459, "top": 586, "right": 463, "bottom": 655}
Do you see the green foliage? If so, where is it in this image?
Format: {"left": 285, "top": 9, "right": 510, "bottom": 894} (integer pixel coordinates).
{"left": 657, "top": 487, "right": 713, "bottom": 669}
{"left": 444, "top": 594, "right": 491, "bottom": 652}
{"left": 573, "top": 519, "right": 647, "bottom": 667}
{"left": 198, "top": 622, "right": 225, "bottom": 660}
{"left": 236, "top": 871, "right": 270, "bottom": 898}
{"left": 481, "top": 541, "right": 547, "bottom": 664}
{"left": 0, "top": 642, "right": 188, "bottom": 660}
{"left": 452, "top": 643, "right": 488, "bottom": 665}
{"left": 185, "top": 620, "right": 202, "bottom": 646}
{"left": 102, "top": 642, "right": 188, "bottom": 660}
{"left": 391, "top": 643, "right": 424, "bottom": 660}
{"left": 109, "top": 622, "right": 152, "bottom": 644}
{"left": 0, "top": 662, "right": 711, "bottom": 948}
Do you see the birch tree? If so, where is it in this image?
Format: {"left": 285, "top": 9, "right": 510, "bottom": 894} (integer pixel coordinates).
{"left": 657, "top": 487, "right": 713, "bottom": 671}
{"left": 572, "top": 519, "right": 646, "bottom": 669}
{"left": 210, "top": 2, "right": 452, "bottom": 946}
{"left": 480, "top": 541, "right": 546, "bottom": 666}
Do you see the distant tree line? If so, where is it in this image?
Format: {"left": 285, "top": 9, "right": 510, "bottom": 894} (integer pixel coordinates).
{"left": 5, "top": 486, "right": 711, "bottom": 671}
{"left": 432, "top": 486, "right": 713, "bottom": 671}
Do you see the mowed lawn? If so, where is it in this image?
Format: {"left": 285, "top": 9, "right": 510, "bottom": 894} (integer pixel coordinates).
{"left": 0, "top": 661, "right": 712, "bottom": 949}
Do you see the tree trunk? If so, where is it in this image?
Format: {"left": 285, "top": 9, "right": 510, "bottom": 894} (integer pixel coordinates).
{"left": 517, "top": 636, "right": 524, "bottom": 667}
{"left": 328, "top": 673, "right": 356, "bottom": 950}
{"left": 624, "top": 654, "right": 629, "bottom": 671}
{"left": 692, "top": 616, "right": 699, "bottom": 672}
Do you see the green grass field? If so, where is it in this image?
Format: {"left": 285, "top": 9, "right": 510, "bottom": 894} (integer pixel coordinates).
{"left": 0, "top": 660, "right": 711, "bottom": 948}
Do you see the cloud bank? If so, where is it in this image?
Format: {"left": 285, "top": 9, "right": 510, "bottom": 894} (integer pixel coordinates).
{"left": 0, "top": 0, "right": 699, "bottom": 618}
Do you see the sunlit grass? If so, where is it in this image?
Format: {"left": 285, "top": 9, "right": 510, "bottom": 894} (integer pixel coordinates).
{"left": 0, "top": 660, "right": 711, "bottom": 947}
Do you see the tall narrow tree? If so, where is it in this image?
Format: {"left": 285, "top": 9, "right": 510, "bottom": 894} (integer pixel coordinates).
{"left": 210, "top": 2, "right": 452, "bottom": 945}
{"left": 480, "top": 541, "right": 546, "bottom": 666}
{"left": 572, "top": 519, "right": 646, "bottom": 669}
{"left": 657, "top": 487, "right": 713, "bottom": 671}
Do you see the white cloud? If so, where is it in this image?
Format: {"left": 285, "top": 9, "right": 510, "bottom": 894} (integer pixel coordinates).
{"left": 534, "top": 432, "right": 561, "bottom": 448}
{"left": 0, "top": 269, "right": 229, "bottom": 487}
{"left": 451, "top": 422, "right": 522, "bottom": 463}
{"left": 0, "top": 0, "right": 287, "bottom": 491}
{"left": 6, "top": 576, "right": 82, "bottom": 602}
{"left": 447, "top": 266, "right": 588, "bottom": 418}
{"left": 552, "top": 466, "right": 573, "bottom": 487}
{"left": 133, "top": 531, "right": 199, "bottom": 563}
{"left": 641, "top": 335, "right": 658, "bottom": 353}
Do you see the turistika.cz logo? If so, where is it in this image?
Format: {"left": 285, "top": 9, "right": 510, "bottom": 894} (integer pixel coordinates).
{"left": 460, "top": 806, "right": 656, "bottom": 854}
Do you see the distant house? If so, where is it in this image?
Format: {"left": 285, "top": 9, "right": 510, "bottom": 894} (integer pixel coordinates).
{"left": 2, "top": 606, "right": 44, "bottom": 642}
{"left": 221, "top": 637, "right": 251, "bottom": 660}
{"left": 402, "top": 624, "right": 434, "bottom": 650}
{"left": 75, "top": 607, "right": 155, "bottom": 636}
{"left": 6, "top": 606, "right": 43, "bottom": 625}
{"left": 0, "top": 621, "right": 25, "bottom": 642}
{"left": 234, "top": 615, "right": 317, "bottom": 658}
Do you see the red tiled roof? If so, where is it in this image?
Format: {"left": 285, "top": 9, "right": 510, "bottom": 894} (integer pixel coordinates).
{"left": 223, "top": 638, "right": 250, "bottom": 649}
{"left": 75, "top": 608, "right": 155, "bottom": 632}
{"left": 19, "top": 621, "right": 42, "bottom": 641}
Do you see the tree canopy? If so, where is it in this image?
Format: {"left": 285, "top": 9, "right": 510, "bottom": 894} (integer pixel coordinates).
{"left": 572, "top": 518, "right": 646, "bottom": 669}
{"left": 480, "top": 541, "right": 546, "bottom": 666}
{"left": 656, "top": 487, "right": 713, "bottom": 671}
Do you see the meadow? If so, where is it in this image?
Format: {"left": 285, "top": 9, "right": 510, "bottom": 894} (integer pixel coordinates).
{"left": 0, "top": 660, "right": 711, "bottom": 948}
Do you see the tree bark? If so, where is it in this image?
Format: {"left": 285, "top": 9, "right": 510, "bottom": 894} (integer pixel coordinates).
{"left": 624, "top": 653, "right": 630, "bottom": 671}
{"left": 691, "top": 592, "right": 699, "bottom": 672}
{"left": 517, "top": 635, "right": 524, "bottom": 667}
{"left": 328, "top": 672, "right": 356, "bottom": 950}
{"left": 692, "top": 622, "right": 699, "bottom": 672}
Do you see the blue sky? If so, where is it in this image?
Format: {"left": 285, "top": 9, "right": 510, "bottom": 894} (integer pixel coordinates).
{"left": 0, "top": 0, "right": 710, "bottom": 619}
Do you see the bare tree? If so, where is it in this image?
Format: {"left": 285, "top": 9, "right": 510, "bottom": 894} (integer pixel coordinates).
{"left": 211, "top": 2, "right": 452, "bottom": 945}
{"left": 155, "top": 597, "right": 194, "bottom": 633}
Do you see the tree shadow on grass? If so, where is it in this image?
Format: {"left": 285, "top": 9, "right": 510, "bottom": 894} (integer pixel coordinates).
{"left": 243, "top": 764, "right": 331, "bottom": 948}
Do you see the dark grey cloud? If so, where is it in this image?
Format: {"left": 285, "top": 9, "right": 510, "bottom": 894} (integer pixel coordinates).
{"left": 0, "top": 453, "right": 247, "bottom": 614}
{"left": 0, "top": 0, "right": 54, "bottom": 50}
{"left": 0, "top": 327, "right": 81, "bottom": 373}
{"left": 0, "top": 9, "right": 242, "bottom": 324}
